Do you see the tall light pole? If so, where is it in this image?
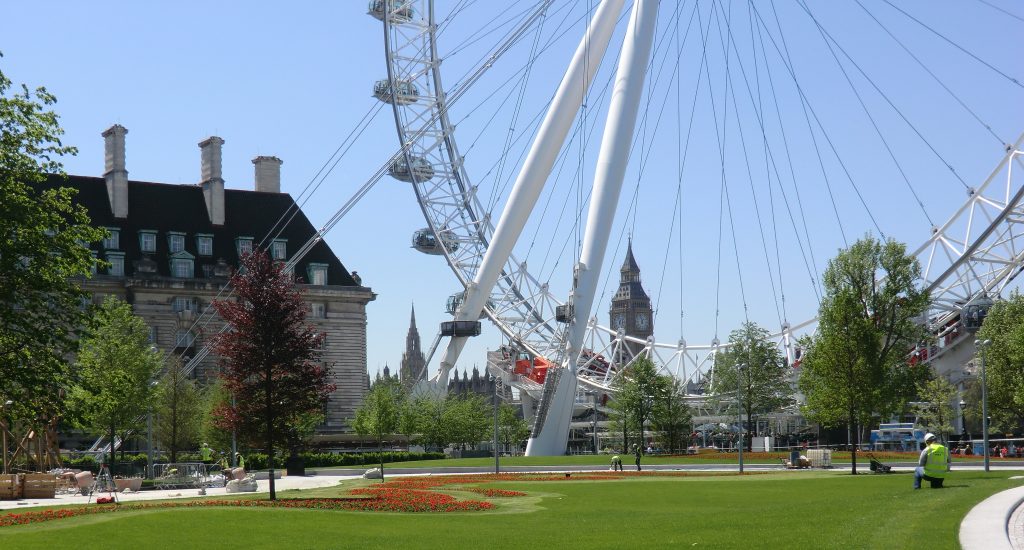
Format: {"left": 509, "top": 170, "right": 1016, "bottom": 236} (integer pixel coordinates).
{"left": 493, "top": 375, "right": 499, "bottom": 474}
{"left": 975, "top": 339, "right": 992, "bottom": 472}
{"left": 959, "top": 399, "right": 967, "bottom": 443}
{"left": 737, "top": 363, "right": 746, "bottom": 474}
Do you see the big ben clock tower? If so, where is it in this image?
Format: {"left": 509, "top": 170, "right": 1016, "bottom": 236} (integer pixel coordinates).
{"left": 609, "top": 239, "right": 653, "bottom": 360}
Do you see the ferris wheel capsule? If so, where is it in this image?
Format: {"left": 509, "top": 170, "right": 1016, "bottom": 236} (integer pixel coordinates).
{"left": 367, "top": 0, "right": 415, "bottom": 23}
{"left": 373, "top": 79, "right": 419, "bottom": 105}
{"left": 389, "top": 156, "right": 435, "bottom": 182}
{"left": 961, "top": 295, "right": 995, "bottom": 332}
{"left": 412, "top": 228, "right": 458, "bottom": 255}
{"left": 445, "top": 290, "right": 492, "bottom": 320}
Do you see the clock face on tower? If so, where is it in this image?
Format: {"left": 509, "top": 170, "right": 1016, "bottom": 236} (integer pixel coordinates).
{"left": 635, "top": 313, "right": 649, "bottom": 331}
{"left": 612, "top": 313, "right": 626, "bottom": 330}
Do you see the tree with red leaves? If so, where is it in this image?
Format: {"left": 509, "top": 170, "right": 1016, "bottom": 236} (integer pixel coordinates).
{"left": 210, "top": 250, "right": 334, "bottom": 500}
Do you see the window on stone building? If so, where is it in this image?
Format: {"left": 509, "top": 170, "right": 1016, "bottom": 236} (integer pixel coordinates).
{"left": 139, "top": 231, "right": 157, "bottom": 253}
{"left": 168, "top": 232, "right": 186, "bottom": 254}
{"left": 148, "top": 326, "right": 158, "bottom": 344}
{"left": 172, "top": 296, "right": 198, "bottom": 312}
{"left": 171, "top": 257, "right": 194, "bottom": 278}
{"left": 271, "top": 239, "right": 287, "bottom": 261}
{"left": 236, "top": 237, "right": 254, "bottom": 257}
{"left": 107, "top": 253, "right": 125, "bottom": 276}
{"left": 90, "top": 252, "right": 98, "bottom": 275}
{"left": 307, "top": 263, "right": 328, "bottom": 286}
{"left": 311, "top": 303, "right": 326, "bottom": 318}
{"left": 201, "top": 264, "right": 215, "bottom": 278}
{"left": 196, "top": 234, "right": 213, "bottom": 256}
{"left": 102, "top": 228, "right": 120, "bottom": 250}
{"left": 175, "top": 330, "right": 196, "bottom": 347}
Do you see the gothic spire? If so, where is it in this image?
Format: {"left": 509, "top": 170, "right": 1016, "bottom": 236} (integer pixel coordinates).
{"left": 621, "top": 237, "right": 640, "bottom": 273}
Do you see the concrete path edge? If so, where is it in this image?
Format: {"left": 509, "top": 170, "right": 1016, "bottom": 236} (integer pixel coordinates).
{"left": 959, "top": 485, "right": 1024, "bottom": 550}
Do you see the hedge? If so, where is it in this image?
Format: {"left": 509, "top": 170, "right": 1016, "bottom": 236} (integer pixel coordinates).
{"left": 244, "top": 451, "right": 445, "bottom": 471}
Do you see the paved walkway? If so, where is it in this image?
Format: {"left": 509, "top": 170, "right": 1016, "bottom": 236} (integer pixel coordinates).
{"left": 960, "top": 484, "right": 1024, "bottom": 550}
{"left": 0, "top": 473, "right": 358, "bottom": 511}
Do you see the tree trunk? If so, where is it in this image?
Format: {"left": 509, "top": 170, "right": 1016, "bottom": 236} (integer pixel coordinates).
{"left": 850, "top": 415, "right": 858, "bottom": 475}
{"left": 746, "top": 410, "right": 754, "bottom": 452}
{"left": 266, "top": 368, "right": 276, "bottom": 501}
{"left": 109, "top": 423, "right": 116, "bottom": 467}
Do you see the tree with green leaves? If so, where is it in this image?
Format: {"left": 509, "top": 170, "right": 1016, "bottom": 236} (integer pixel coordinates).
{"left": 71, "top": 296, "right": 162, "bottom": 464}
{"left": 154, "top": 358, "right": 203, "bottom": 463}
{"left": 199, "top": 380, "right": 234, "bottom": 457}
{"left": 498, "top": 404, "right": 530, "bottom": 455}
{"left": 798, "top": 235, "right": 929, "bottom": 474}
{"left": 353, "top": 378, "right": 403, "bottom": 480}
{"left": 413, "top": 395, "right": 449, "bottom": 452}
{"left": 650, "top": 377, "right": 693, "bottom": 453}
{"left": 611, "top": 357, "right": 667, "bottom": 451}
{"left": 912, "top": 373, "right": 957, "bottom": 442}
{"left": 0, "top": 55, "right": 104, "bottom": 424}
{"left": 710, "top": 321, "right": 792, "bottom": 451}
{"left": 443, "top": 394, "right": 491, "bottom": 451}
{"left": 974, "top": 292, "right": 1024, "bottom": 432}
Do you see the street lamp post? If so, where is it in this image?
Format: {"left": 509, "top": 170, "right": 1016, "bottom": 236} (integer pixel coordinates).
{"left": 737, "top": 363, "right": 746, "bottom": 474}
{"left": 493, "top": 375, "right": 499, "bottom": 474}
{"left": 975, "top": 339, "right": 992, "bottom": 472}
{"left": 959, "top": 399, "right": 967, "bottom": 443}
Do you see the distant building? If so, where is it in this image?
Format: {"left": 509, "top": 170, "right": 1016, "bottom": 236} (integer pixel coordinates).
{"left": 448, "top": 366, "right": 499, "bottom": 398}
{"left": 399, "top": 305, "right": 428, "bottom": 390}
{"left": 609, "top": 239, "right": 653, "bottom": 361}
{"left": 40, "top": 124, "right": 376, "bottom": 435}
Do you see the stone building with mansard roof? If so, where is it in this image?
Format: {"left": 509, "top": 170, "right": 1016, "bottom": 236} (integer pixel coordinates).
{"left": 36, "top": 124, "right": 375, "bottom": 436}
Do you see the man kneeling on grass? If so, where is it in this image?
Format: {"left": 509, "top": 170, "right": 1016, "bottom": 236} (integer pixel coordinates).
{"left": 914, "top": 433, "right": 950, "bottom": 489}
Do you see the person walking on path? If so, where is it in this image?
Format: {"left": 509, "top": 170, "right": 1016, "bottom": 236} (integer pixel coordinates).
{"left": 633, "top": 444, "right": 643, "bottom": 471}
{"left": 914, "top": 433, "right": 950, "bottom": 489}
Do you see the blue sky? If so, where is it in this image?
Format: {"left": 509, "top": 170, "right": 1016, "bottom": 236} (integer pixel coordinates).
{"left": 2, "top": 1, "right": 1022, "bottom": 379}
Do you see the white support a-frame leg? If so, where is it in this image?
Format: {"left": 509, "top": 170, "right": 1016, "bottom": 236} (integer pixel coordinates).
{"left": 432, "top": 0, "right": 627, "bottom": 390}
{"left": 527, "top": 0, "right": 662, "bottom": 456}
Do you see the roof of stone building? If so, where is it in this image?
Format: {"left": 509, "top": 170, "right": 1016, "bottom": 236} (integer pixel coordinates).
{"left": 38, "top": 174, "right": 359, "bottom": 286}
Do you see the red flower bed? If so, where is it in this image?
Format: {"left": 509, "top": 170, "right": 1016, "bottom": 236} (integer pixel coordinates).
{"left": 1, "top": 470, "right": 731, "bottom": 527}
{"left": 464, "top": 488, "right": 527, "bottom": 497}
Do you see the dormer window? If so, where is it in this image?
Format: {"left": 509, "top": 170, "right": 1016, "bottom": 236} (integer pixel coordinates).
{"left": 168, "top": 232, "right": 186, "bottom": 254}
{"left": 139, "top": 231, "right": 157, "bottom": 253}
{"left": 107, "top": 252, "right": 125, "bottom": 276}
{"left": 307, "top": 263, "right": 328, "bottom": 285}
{"left": 271, "top": 239, "right": 287, "bottom": 261}
{"left": 102, "top": 228, "right": 120, "bottom": 250}
{"left": 196, "top": 234, "right": 213, "bottom": 256}
{"left": 169, "top": 251, "right": 195, "bottom": 278}
{"left": 236, "top": 237, "right": 254, "bottom": 257}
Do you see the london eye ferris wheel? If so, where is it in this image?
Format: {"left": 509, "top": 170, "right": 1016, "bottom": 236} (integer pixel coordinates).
{"left": 368, "top": 0, "right": 1024, "bottom": 454}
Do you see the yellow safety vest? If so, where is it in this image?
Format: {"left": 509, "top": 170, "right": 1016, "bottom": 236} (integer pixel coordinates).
{"left": 924, "top": 443, "right": 948, "bottom": 478}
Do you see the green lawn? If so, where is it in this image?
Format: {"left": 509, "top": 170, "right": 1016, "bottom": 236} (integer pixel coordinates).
{"left": 317, "top": 451, "right": 1004, "bottom": 470}
{"left": 0, "top": 470, "right": 1017, "bottom": 549}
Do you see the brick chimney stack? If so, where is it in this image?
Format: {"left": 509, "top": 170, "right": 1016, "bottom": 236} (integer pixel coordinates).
{"left": 252, "top": 155, "right": 282, "bottom": 193}
{"left": 102, "top": 124, "right": 129, "bottom": 218}
{"left": 199, "top": 136, "right": 225, "bottom": 225}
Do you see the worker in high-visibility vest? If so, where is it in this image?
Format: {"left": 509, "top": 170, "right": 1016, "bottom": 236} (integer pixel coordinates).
{"left": 200, "top": 443, "right": 213, "bottom": 463}
{"left": 914, "top": 433, "right": 950, "bottom": 489}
